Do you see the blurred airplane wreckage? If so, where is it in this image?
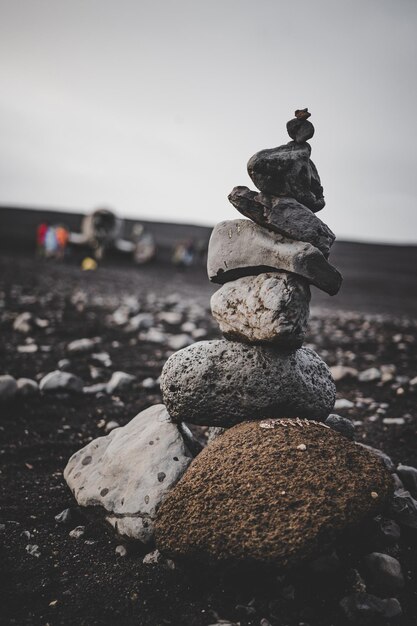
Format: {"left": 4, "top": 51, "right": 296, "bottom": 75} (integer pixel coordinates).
{"left": 69, "top": 207, "right": 156, "bottom": 264}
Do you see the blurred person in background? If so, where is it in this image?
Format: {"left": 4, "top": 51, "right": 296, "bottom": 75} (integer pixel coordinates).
{"left": 36, "top": 221, "right": 48, "bottom": 257}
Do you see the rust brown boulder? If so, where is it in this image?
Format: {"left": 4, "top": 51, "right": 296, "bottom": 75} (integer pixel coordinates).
{"left": 155, "top": 420, "right": 393, "bottom": 568}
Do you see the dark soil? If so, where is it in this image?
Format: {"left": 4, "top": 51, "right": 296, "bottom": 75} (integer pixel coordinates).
{"left": 1, "top": 250, "right": 417, "bottom": 626}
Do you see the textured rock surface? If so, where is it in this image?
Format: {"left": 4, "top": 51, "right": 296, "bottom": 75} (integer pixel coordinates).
{"left": 64, "top": 404, "right": 193, "bottom": 545}
{"left": 247, "top": 141, "right": 325, "bottom": 212}
{"left": 228, "top": 186, "right": 335, "bottom": 257}
{"left": 207, "top": 219, "right": 342, "bottom": 296}
{"left": 155, "top": 420, "right": 393, "bottom": 567}
{"left": 160, "top": 340, "right": 336, "bottom": 426}
{"left": 210, "top": 272, "right": 310, "bottom": 346}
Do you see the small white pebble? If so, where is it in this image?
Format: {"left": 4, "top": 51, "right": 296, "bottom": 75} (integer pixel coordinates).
{"left": 297, "top": 444, "right": 307, "bottom": 451}
{"left": 115, "top": 545, "right": 127, "bottom": 557}
{"left": 371, "top": 491, "right": 379, "bottom": 499}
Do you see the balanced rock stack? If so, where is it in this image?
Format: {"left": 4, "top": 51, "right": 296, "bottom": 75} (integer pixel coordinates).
{"left": 155, "top": 111, "right": 393, "bottom": 566}
{"left": 160, "top": 108, "right": 341, "bottom": 427}
{"left": 64, "top": 110, "right": 394, "bottom": 574}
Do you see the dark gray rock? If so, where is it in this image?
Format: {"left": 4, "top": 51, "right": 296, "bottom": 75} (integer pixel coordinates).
{"left": 247, "top": 141, "right": 325, "bottom": 212}
{"left": 39, "top": 370, "right": 83, "bottom": 393}
{"left": 339, "top": 593, "right": 402, "bottom": 624}
{"left": 160, "top": 340, "right": 336, "bottom": 427}
{"left": 207, "top": 219, "right": 342, "bottom": 296}
{"left": 228, "top": 186, "right": 335, "bottom": 257}
{"left": 396, "top": 464, "right": 417, "bottom": 498}
{"left": 363, "top": 552, "right": 404, "bottom": 593}
{"left": 286, "top": 118, "right": 315, "bottom": 143}
{"left": 325, "top": 414, "right": 355, "bottom": 440}
{"left": 0, "top": 375, "right": 18, "bottom": 401}
{"left": 390, "top": 488, "right": 417, "bottom": 529}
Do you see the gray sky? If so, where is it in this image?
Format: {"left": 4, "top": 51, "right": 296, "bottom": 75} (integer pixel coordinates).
{"left": 0, "top": 0, "right": 416, "bottom": 243}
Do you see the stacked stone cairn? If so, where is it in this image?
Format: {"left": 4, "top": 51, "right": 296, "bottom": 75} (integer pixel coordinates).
{"left": 65, "top": 110, "right": 404, "bottom": 620}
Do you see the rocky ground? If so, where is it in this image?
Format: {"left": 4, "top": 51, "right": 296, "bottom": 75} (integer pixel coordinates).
{"left": 1, "top": 251, "right": 417, "bottom": 626}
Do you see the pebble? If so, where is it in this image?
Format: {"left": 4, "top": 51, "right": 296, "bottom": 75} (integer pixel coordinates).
{"left": 16, "top": 378, "right": 39, "bottom": 396}
{"left": 325, "top": 414, "right": 355, "bottom": 440}
{"left": 383, "top": 417, "right": 406, "bottom": 426}
{"left": 334, "top": 398, "right": 354, "bottom": 410}
{"left": 309, "top": 551, "right": 341, "bottom": 575}
{"left": 142, "top": 377, "right": 157, "bottom": 389}
{"left": 25, "top": 544, "right": 41, "bottom": 558}
{"left": 363, "top": 552, "right": 404, "bottom": 592}
{"left": 115, "top": 545, "right": 127, "bottom": 557}
{"left": 104, "top": 420, "right": 120, "bottom": 433}
{"left": 39, "top": 370, "right": 84, "bottom": 393}
{"left": 106, "top": 371, "right": 135, "bottom": 394}
{"left": 83, "top": 383, "right": 107, "bottom": 395}
{"left": 358, "top": 367, "right": 381, "bottom": 382}
{"left": 339, "top": 593, "right": 402, "bottom": 623}
{"left": 396, "top": 464, "right": 417, "bottom": 498}
{"left": 69, "top": 526, "right": 85, "bottom": 539}
{"left": 330, "top": 365, "right": 358, "bottom": 382}
{"left": 166, "top": 334, "right": 193, "bottom": 351}
{"left": 13, "top": 312, "right": 33, "bottom": 333}
{"left": 58, "top": 359, "right": 71, "bottom": 370}
{"left": 55, "top": 508, "right": 73, "bottom": 525}
{"left": 67, "top": 337, "right": 101, "bottom": 354}
{"left": 390, "top": 488, "right": 417, "bottom": 529}
{"left": 142, "top": 548, "right": 175, "bottom": 569}
{"left": 91, "top": 352, "right": 112, "bottom": 367}
{"left": 17, "top": 344, "right": 38, "bottom": 353}
{"left": 0, "top": 375, "right": 18, "bottom": 401}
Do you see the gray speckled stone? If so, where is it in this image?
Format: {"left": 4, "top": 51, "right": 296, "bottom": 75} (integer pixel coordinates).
{"left": 210, "top": 272, "right": 310, "bottom": 347}
{"left": 228, "top": 186, "right": 335, "bottom": 257}
{"left": 160, "top": 340, "right": 336, "bottom": 427}
{"left": 64, "top": 404, "right": 193, "bottom": 545}
{"left": 247, "top": 141, "right": 325, "bottom": 212}
{"left": 207, "top": 219, "right": 342, "bottom": 296}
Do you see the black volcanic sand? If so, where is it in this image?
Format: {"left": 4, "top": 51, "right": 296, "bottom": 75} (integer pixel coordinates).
{"left": 1, "top": 251, "right": 417, "bottom": 625}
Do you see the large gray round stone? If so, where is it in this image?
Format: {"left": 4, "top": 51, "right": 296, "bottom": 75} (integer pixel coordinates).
{"left": 160, "top": 340, "right": 336, "bottom": 427}
{"left": 64, "top": 404, "right": 194, "bottom": 546}
{"left": 211, "top": 272, "right": 310, "bottom": 347}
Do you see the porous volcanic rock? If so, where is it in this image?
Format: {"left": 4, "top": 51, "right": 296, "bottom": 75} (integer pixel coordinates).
{"left": 210, "top": 272, "right": 310, "bottom": 346}
{"left": 247, "top": 141, "right": 325, "bottom": 212}
{"left": 160, "top": 340, "right": 336, "bottom": 426}
{"left": 228, "top": 186, "right": 335, "bottom": 257}
{"left": 207, "top": 219, "right": 342, "bottom": 296}
{"left": 155, "top": 420, "right": 393, "bottom": 567}
{"left": 64, "top": 404, "right": 193, "bottom": 545}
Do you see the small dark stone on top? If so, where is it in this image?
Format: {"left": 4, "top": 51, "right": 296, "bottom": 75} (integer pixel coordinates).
{"left": 287, "top": 118, "right": 315, "bottom": 143}
{"left": 295, "top": 108, "right": 311, "bottom": 120}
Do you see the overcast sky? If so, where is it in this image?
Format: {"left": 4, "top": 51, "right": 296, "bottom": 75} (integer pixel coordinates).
{"left": 0, "top": 0, "right": 416, "bottom": 243}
